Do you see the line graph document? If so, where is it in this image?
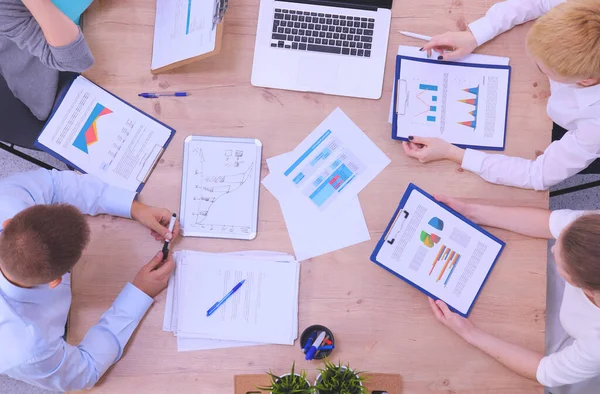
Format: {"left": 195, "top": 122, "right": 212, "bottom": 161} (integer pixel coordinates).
{"left": 151, "top": 0, "right": 217, "bottom": 71}
{"left": 36, "top": 76, "right": 173, "bottom": 192}
{"left": 180, "top": 137, "right": 262, "bottom": 239}
{"left": 393, "top": 56, "right": 510, "bottom": 149}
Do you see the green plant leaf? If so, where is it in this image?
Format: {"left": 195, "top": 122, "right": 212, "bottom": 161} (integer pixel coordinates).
{"left": 314, "top": 359, "right": 367, "bottom": 394}
{"left": 257, "top": 362, "right": 313, "bottom": 394}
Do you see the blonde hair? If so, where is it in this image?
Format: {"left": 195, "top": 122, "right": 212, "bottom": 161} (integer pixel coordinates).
{"left": 526, "top": 0, "right": 600, "bottom": 79}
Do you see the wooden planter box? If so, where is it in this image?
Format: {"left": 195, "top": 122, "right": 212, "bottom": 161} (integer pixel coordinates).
{"left": 234, "top": 373, "right": 402, "bottom": 394}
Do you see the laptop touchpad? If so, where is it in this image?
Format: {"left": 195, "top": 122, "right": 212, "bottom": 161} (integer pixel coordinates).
{"left": 298, "top": 57, "right": 339, "bottom": 91}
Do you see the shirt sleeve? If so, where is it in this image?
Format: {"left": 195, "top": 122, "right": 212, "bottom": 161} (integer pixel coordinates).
{"left": 0, "top": 169, "right": 136, "bottom": 220}
{"left": 537, "top": 338, "right": 600, "bottom": 387}
{"left": 5, "top": 283, "right": 153, "bottom": 392}
{"left": 468, "top": 0, "right": 562, "bottom": 46}
{"left": 0, "top": 1, "right": 93, "bottom": 72}
{"left": 461, "top": 122, "right": 600, "bottom": 191}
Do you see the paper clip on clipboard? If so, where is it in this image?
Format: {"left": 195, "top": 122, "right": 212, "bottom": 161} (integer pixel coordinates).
{"left": 384, "top": 209, "right": 409, "bottom": 245}
{"left": 213, "top": 0, "right": 228, "bottom": 30}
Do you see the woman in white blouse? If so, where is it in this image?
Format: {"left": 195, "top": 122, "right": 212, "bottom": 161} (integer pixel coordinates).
{"left": 429, "top": 196, "right": 600, "bottom": 391}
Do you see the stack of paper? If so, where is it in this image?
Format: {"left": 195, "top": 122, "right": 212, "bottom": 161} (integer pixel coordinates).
{"left": 163, "top": 250, "right": 300, "bottom": 352}
{"left": 262, "top": 108, "right": 391, "bottom": 261}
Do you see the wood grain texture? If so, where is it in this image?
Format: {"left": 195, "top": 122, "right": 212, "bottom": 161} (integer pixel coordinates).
{"left": 72, "top": 0, "right": 549, "bottom": 392}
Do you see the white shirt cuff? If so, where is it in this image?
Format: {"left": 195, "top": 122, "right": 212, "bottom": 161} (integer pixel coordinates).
{"left": 536, "top": 356, "right": 551, "bottom": 387}
{"left": 461, "top": 148, "right": 488, "bottom": 174}
{"left": 548, "top": 210, "right": 588, "bottom": 239}
{"left": 114, "top": 283, "right": 154, "bottom": 321}
{"left": 468, "top": 17, "right": 495, "bottom": 46}
{"left": 102, "top": 187, "right": 136, "bottom": 219}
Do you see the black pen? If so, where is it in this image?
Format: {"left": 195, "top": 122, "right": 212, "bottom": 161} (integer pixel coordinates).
{"left": 162, "top": 213, "right": 177, "bottom": 257}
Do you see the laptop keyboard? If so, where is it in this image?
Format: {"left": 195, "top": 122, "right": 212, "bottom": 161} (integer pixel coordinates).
{"left": 271, "top": 9, "right": 375, "bottom": 57}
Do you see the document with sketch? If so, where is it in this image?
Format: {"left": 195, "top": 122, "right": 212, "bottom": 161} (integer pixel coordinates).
{"left": 371, "top": 184, "right": 505, "bottom": 317}
{"left": 36, "top": 76, "right": 175, "bottom": 192}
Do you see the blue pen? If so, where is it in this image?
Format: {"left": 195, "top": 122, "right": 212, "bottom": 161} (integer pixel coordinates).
{"left": 206, "top": 280, "right": 246, "bottom": 317}
{"left": 317, "top": 345, "right": 335, "bottom": 351}
{"left": 302, "top": 330, "right": 318, "bottom": 353}
{"left": 138, "top": 92, "right": 190, "bottom": 98}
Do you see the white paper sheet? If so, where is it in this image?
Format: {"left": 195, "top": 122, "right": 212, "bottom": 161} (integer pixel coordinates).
{"left": 37, "top": 76, "right": 172, "bottom": 192}
{"left": 389, "top": 46, "right": 510, "bottom": 124}
{"left": 265, "top": 108, "right": 390, "bottom": 213}
{"left": 374, "top": 186, "right": 503, "bottom": 315}
{"left": 263, "top": 153, "right": 370, "bottom": 261}
{"left": 151, "top": 0, "right": 217, "bottom": 70}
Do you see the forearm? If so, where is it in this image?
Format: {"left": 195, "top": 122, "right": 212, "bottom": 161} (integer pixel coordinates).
{"left": 464, "top": 327, "right": 543, "bottom": 381}
{"left": 470, "top": 204, "right": 553, "bottom": 239}
{"left": 21, "top": 0, "right": 79, "bottom": 47}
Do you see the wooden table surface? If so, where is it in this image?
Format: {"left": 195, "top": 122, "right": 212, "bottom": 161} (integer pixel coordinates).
{"left": 71, "top": 0, "right": 550, "bottom": 392}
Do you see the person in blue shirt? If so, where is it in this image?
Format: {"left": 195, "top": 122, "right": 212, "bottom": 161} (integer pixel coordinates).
{"left": 0, "top": 169, "right": 180, "bottom": 391}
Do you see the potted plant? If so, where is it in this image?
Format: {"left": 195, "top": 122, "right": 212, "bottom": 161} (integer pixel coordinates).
{"left": 258, "top": 362, "right": 313, "bottom": 394}
{"left": 313, "top": 359, "right": 367, "bottom": 394}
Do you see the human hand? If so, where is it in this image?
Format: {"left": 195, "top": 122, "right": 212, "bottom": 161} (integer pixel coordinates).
{"left": 132, "top": 251, "right": 175, "bottom": 298}
{"left": 429, "top": 297, "right": 476, "bottom": 339}
{"left": 421, "top": 31, "right": 478, "bottom": 61}
{"left": 131, "top": 200, "right": 180, "bottom": 241}
{"left": 434, "top": 195, "right": 477, "bottom": 222}
{"left": 402, "top": 136, "right": 464, "bottom": 164}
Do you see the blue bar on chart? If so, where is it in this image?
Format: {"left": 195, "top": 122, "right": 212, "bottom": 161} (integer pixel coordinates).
{"left": 430, "top": 106, "right": 437, "bottom": 112}
{"left": 432, "top": 96, "right": 438, "bottom": 102}
{"left": 284, "top": 130, "right": 332, "bottom": 176}
{"left": 419, "top": 84, "right": 438, "bottom": 91}
{"left": 426, "top": 116, "right": 436, "bottom": 122}
{"left": 186, "top": 0, "right": 192, "bottom": 34}
{"left": 292, "top": 173, "right": 305, "bottom": 184}
{"left": 310, "top": 146, "right": 331, "bottom": 166}
{"left": 309, "top": 163, "right": 354, "bottom": 207}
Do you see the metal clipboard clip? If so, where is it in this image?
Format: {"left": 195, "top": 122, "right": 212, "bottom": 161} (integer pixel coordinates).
{"left": 385, "top": 209, "right": 410, "bottom": 245}
{"left": 212, "top": 0, "right": 228, "bottom": 30}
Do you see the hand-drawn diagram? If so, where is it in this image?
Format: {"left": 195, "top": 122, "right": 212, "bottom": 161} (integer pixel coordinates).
{"left": 188, "top": 147, "right": 255, "bottom": 233}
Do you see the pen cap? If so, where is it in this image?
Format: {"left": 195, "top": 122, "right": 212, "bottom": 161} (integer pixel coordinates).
{"left": 299, "top": 324, "right": 335, "bottom": 360}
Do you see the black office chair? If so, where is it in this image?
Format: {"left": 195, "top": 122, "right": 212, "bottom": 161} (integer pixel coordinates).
{"left": 0, "top": 73, "right": 57, "bottom": 170}
{"left": 549, "top": 123, "right": 600, "bottom": 197}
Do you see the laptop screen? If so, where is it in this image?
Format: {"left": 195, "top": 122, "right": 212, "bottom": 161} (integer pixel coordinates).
{"left": 284, "top": 0, "right": 394, "bottom": 11}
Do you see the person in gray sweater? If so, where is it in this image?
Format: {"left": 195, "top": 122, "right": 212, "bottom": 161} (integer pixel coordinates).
{"left": 0, "top": 0, "right": 94, "bottom": 124}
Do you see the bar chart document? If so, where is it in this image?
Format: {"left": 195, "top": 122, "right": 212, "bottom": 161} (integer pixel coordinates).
{"left": 151, "top": 0, "right": 218, "bottom": 71}
{"left": 393, "top": 56, "right": 511, "bottom": 150}
{"left": 265, "top": 108, "right": 390, "bottom": 211}
{"left": 371, "top": 184, "right": 504, "bottom": 316}
{"left": 36, "top": 76, "right": 174, "bottom": 192}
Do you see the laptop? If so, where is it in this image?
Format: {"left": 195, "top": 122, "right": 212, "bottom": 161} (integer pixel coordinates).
{"left": 251, "top": 0, "right": 393, "bottom": 99}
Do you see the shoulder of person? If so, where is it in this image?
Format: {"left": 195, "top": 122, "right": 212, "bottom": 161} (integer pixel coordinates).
{"left": 0, "top": 0, "right": 32, "bottom": 26}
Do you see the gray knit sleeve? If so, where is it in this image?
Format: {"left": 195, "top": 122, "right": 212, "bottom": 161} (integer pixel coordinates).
{"left": 0, "top": 1, "right": 94, "bottom": 72}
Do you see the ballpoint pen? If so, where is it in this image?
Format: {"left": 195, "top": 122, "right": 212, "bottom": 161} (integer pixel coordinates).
{"left": 398, "top": 31, "right": 432, "bottom": 41}
{"left": 138, "top": 92, "right": 191, "bottom": 98}
{"left": 206, "top": 279, "right": 246, "bottom": 317}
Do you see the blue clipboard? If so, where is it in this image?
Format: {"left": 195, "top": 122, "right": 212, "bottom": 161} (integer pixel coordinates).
{"left": 34, "top": 75, "right": 176, "bottom": 193}
{"left": 370, "top": 183, "right": 505, "bottom": 317}
{"left": 391, "top": 55, "right": 511, "bottom": 151}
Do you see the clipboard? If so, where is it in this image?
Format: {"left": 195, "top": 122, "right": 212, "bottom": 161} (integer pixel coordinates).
{"left": 150, "top": 0, "right": 228, "bottom": 74}
{"left": 370, "top": 183, "right": 505, "bottom": 317}
{"left": 35, "top": 75, "right": 176, "bottom": 193}
{"left": 391, "top": 55, "right": 511, "bottom": 151}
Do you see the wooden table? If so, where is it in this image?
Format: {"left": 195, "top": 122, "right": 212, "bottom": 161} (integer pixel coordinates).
{"left": 70, "top": 0, "right": 550, "bottom": 392}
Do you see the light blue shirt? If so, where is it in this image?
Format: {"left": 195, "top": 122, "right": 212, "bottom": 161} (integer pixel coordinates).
{"left": 0, "top": 169, "right": 153, "bottom": 392}
{"left": 51, "top": 0, "right": 95, "bottom": 25}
